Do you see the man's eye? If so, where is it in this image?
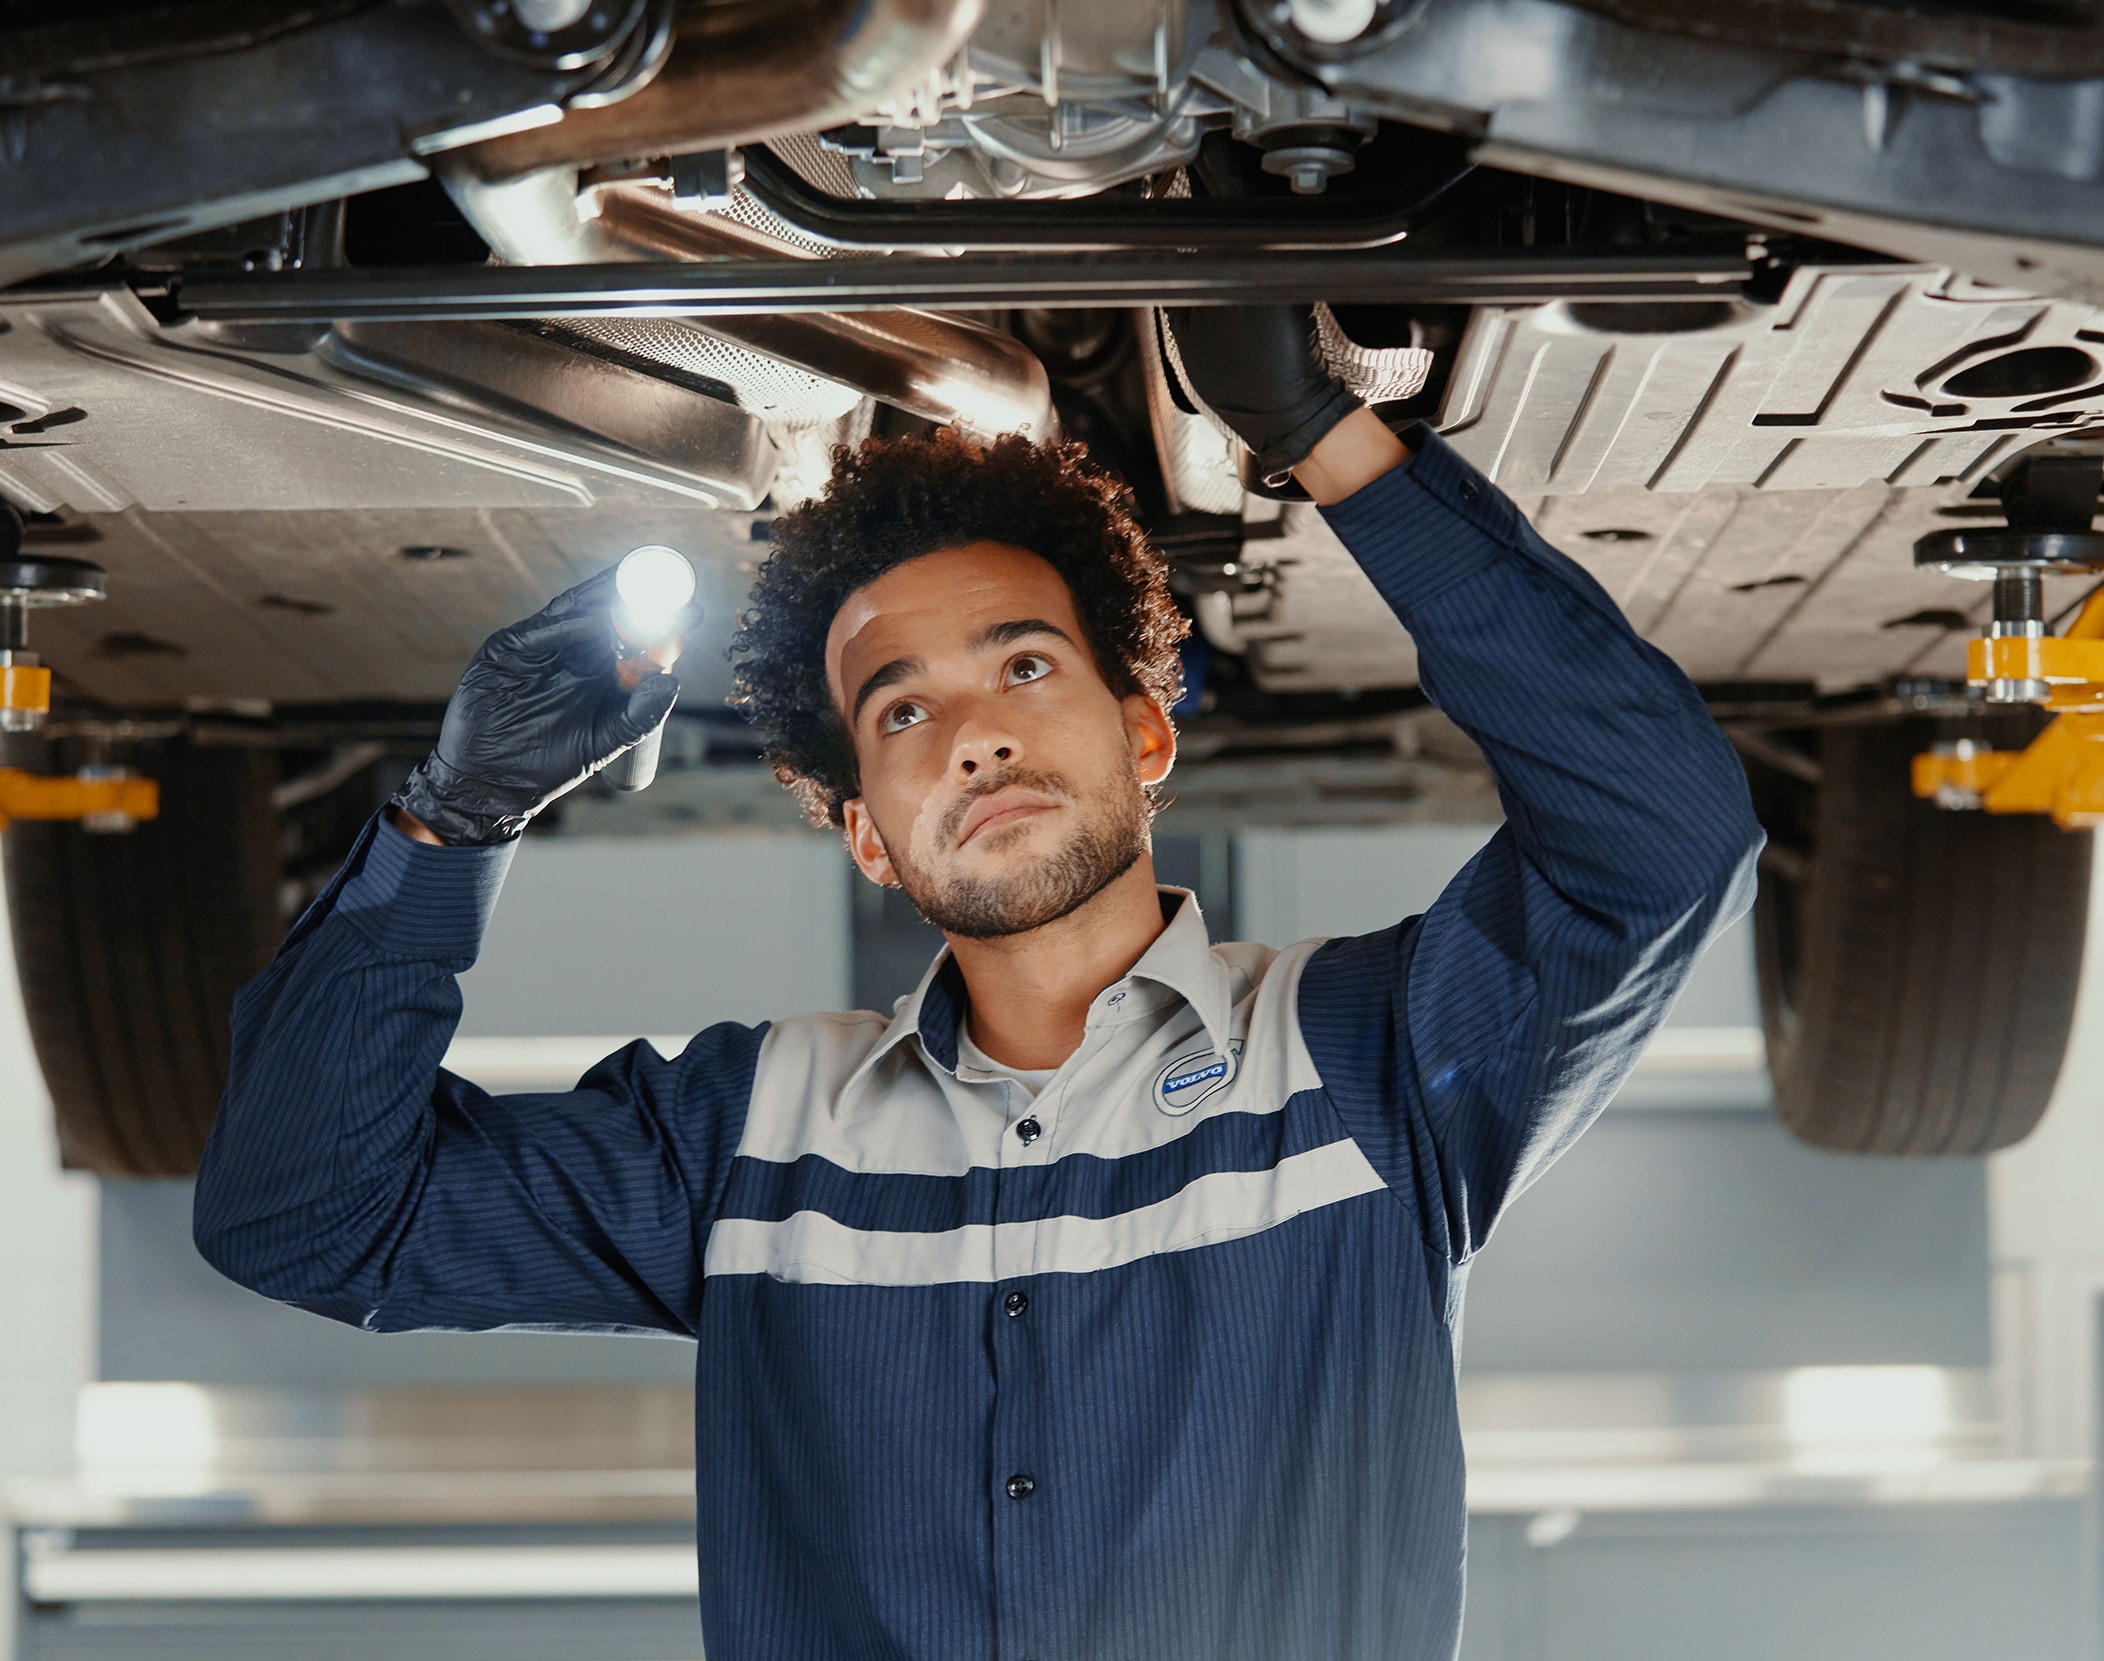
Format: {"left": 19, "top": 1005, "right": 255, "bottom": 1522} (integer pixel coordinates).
{"left": 881, "top": 701, "right": 926, "bottom": 733}
{"left": 1008, "top": 653, "right": 1050, "bottom": 685}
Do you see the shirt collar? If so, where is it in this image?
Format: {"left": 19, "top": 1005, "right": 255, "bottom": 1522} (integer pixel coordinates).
{"left": 1119, "top": 886, "right": 1236, "bottom": 1057}
{"left": 842, "top": 886, "right": 1235, "bottom": 1103}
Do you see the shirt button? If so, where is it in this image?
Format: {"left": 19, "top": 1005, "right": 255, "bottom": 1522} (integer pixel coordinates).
{"left": 1459, "top": 478, "right": 1482, "bottom": 506}
{"left": 1016, "top": 1117, "right": 1042, "bottom": 1145}
{"left": 1004, "top": 1290, "right": 1028, "bottom": 1318}
{"left": 1006, "top": 1473, "right": 1036, "bottom": 1500}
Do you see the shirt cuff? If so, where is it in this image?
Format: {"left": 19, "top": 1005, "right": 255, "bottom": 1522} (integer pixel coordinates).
{"left": 1317, "top": 424, "right": 1523, "bottom": 620}
{"left": 332, "top": 811, "right": 517, "bottom": 961}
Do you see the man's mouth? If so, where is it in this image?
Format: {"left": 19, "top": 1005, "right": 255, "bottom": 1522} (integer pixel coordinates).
{"left": 953, "top": 784, "right": 1060, "bottom": 848}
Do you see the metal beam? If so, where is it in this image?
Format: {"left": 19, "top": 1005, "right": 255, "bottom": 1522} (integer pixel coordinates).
{"left": 169, "top": 251, "right": 1754, "bottom": 321}
{"left": 733, "top": 147, "right": 1460, "bottom": 252}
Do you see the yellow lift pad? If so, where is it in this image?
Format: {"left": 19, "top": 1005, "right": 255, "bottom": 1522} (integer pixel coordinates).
{"left": 1917, "top": 590, "right": 2104, "bottom": 826}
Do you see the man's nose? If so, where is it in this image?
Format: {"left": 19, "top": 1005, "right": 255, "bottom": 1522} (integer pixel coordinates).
{"left": 950, "top": 710, "right": 1022, "bottom": 778}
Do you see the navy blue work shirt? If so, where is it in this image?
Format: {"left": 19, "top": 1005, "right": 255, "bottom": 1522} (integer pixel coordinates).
{"left": 195, "top": 429, "right": 1763, "bottom": 1660}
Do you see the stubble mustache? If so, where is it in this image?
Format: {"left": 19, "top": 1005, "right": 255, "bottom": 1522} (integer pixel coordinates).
{"left": 937, "top": 766, "right": 1073, "bottom": 850}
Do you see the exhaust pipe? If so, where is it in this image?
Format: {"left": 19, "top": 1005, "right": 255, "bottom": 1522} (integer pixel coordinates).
{"left": 455, "top": 0, "right": 983, "bottom": 183}
{"left": 444, "top": 166, "right": 1055, "bottom": 441}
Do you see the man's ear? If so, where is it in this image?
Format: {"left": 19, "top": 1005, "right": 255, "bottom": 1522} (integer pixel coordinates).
{"left": 841, "top": 797, "right": 899, "bottom": 888}
{"left": 1125, "top": 694, "right": 1176, "bottom": 787}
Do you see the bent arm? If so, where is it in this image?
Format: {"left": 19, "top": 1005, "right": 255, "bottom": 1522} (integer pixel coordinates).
{"left": 193, "top": 814, "right": 760, "bottom": 1335}
{"left": 1300, "top": 424, "right": 1763, "bottom": 1263}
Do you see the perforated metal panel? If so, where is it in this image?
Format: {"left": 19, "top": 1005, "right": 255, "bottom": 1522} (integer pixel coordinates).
{"left": 554, "top": 317, "right": 864, "bottom": 428}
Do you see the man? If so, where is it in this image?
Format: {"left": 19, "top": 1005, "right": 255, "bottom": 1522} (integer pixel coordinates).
{"left": 195, "top": 307, "right": 1761, "bottom": 1660}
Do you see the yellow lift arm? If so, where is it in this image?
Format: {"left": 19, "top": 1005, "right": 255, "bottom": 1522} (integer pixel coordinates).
{"left": 0, "top": 767, "right": 158, "bottom": 832}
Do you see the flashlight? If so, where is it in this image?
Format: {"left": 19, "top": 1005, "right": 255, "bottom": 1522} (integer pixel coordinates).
{"left": 603, "top": 544, "right": 697, "bottom": 794}
{"left": 614, "top": 544, "right": 697, "bottom": 642}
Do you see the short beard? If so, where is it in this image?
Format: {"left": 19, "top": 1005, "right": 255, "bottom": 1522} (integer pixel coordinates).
{"left": 888, "top": 765, "right": 1149, "bottom": 940}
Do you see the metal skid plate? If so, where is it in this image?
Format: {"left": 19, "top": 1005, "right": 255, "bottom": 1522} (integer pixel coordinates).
{"left": 0, "top": 289, "right": 774, "bottom": 516}
{"left": 1437, "top": 266, "right": 2104, "bottom": 498}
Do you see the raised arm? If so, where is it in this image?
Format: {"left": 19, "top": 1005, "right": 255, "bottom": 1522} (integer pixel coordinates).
{"left": 1170, "top": 307, "right": 1763, "bottom": 1265}
{"left": 193, "top": 572, "right": 758, "bottom": 1335}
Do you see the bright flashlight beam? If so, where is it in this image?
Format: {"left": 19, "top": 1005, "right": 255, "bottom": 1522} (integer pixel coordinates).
{"left": 615, "top": 545, "right": 696, "bottom": 642}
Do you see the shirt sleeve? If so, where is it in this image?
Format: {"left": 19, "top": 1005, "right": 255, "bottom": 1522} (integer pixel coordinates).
{"left": 1295, "top": 426, "right": 1764, "bottom": 1266}
{"left": 191, "top": 812, "right": 764, "bottom": 1337}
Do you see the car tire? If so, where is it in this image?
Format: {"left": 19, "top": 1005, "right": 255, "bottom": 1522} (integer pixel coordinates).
{"left": 1752, "top": 718, "right": 2090, "bottom": 1156}
{"left": 3, "top": 739, "right": 283, "bottom": 1176}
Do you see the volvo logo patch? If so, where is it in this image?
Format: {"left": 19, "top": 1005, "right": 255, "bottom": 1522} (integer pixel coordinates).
{"left": 1154, "top": 1041, "right": 1241, "bottom": 1116}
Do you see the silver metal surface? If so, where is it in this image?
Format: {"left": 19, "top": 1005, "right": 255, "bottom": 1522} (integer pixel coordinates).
{"left": 455, "top": 0, "right": 982, "bottom": 182}
{"left": 1438, "top": 267, "right": 2104, "bottom": 498}
{"left": 1140, "top": 306, "right": 1245, "bottom": 516}
{"left": 592, "top": 182, "right": 1056, "bottom": 440}
{"left": 0, "top": 288, "right": 775, "bottom": 516}
{"left": 322, "top": 319, "right": 777, "bottom": 500}
{"left": 840, "top": 0, "right": 1212, "bottom": 201}
{"left": 1231, "top": 81, "right": 1376, "bottom": 196}
{"left": 173, "top": 252, "right": 1759, "bottom": 321}
{"left": 446, "top": 168, "right": 1057, "bottom": 440}
{"left": 1314, "top": 304, "right": 1433, "bottom": 406}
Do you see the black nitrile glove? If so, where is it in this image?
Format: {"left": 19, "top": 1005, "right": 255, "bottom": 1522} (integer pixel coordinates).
{"left": 1163, "top": 304, "right": 1361, "bottom": 483}
{"left": 390, "top": 568, "right": 685, "bottom": 845}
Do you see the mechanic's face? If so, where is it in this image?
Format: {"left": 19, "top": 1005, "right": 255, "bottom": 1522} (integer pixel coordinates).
{"left": 827, "top": 542, "right": 1174, "bottom": 940}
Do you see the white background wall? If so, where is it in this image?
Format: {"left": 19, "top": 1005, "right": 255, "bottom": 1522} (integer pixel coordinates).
{"left": 1236, "top": 824, "right": 1501, "bottom": 948}
{"left": 1235, "top": 821, "right": 1760, "bottom": 1031}
{"left": 0, "top": 904, "right": 94, "bottom": 1485}
{"left": 457, "top": 830, "right": 852, "bottom": 1035}
{"left": 0, "top": 879, "right": 96, "bottom": 1661}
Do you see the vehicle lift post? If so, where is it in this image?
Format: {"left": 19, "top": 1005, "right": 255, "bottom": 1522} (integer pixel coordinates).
{"left": 0, "top": 507, "right": 156, "bottom": 832}
{"left": 1913, "top": 454, "right": 2104, "bottom": 826}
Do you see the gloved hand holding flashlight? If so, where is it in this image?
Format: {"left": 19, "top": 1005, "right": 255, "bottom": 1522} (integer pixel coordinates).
{"left": 390, "top": 548, "right": 696, "bottom": 846}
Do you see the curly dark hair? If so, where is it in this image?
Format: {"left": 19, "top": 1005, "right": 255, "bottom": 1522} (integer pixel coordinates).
{"left": 730, "top": 428, "right": 1188, "bottom": 827}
